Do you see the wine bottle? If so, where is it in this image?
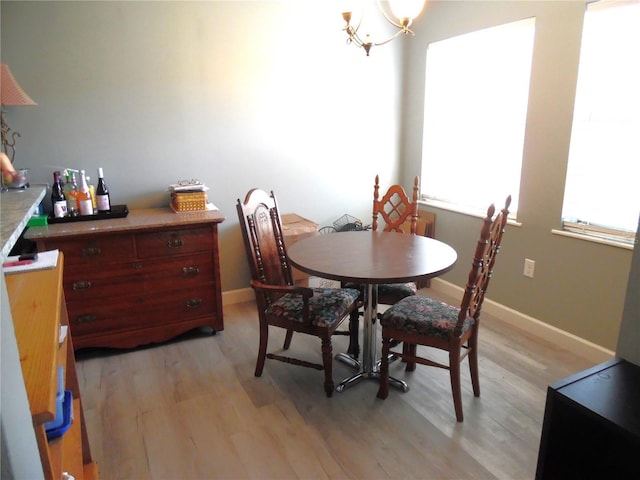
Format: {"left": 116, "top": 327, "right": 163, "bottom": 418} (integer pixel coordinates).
{"left": 77, "top": 169, "right": 94, "bottom": 216}
{"left": 95, "top": 167, "right": 111, "bottom": 213}
{"left": 63, "top": 172, "right": 79, "bottom": 216}
{"left": 51, "top": 171, "right": 68, "bottom": 218}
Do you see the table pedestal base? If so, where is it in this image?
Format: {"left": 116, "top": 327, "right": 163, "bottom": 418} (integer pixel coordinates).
{"left": 334, "top": 352, "right": 409, "bottom": 393}
{"left": 334, "top": 284, "right": 411, "bottom": 393}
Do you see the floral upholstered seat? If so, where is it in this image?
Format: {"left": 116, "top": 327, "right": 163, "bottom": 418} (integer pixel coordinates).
{"left": 378, "top": 282, "right": 418, "bottom": 302}
{"left": 380, "top": 295, "right": 474, "bottom": 340}
{"left": 377, "top": 197, "right": 511, "bottom": 422}
{"left": 237, "top": 188, "right": 361, "bottom": 397}
{"left": 267, "top": 288, "right": 361, "bottom": 327}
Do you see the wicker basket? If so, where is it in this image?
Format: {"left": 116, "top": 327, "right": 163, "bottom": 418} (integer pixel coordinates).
{"left": 171, "top": 191, "right": 208, "bottom": 212}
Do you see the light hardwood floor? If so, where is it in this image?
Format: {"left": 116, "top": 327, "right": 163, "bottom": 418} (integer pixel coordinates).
{"left": 77, "top": 288, "right": 595, "bottom": 480}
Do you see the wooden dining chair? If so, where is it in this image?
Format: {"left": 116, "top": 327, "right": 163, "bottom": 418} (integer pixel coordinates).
{"left": 377, "top": 196, "right": 511, "bottom": 422}
{"left": 236, "top": 188, "right": 361, "bottom": 397}
{"left": 372, "top": 174, "right": 422, "bottom": 305}
{"left": 344, "top": 175, "right": 423, "bottom": 357}
{"left": 402, "top": 209, "right": 436, "bottom": 289}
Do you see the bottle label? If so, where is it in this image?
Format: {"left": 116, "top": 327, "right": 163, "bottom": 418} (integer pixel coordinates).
{"left": 79, "top": 198, "right": 94, "bottom": 216}
{"left": 53, "top": 201, "right": 68, "bottom": 218}
{"left": 66, "top": 196, "right": 78, "bottom": 213}
{"left": 89, "top": 185, "right": 97, "bottom": 209}
{"left": 96, "top": 195, "right": 111, "bottom": 212}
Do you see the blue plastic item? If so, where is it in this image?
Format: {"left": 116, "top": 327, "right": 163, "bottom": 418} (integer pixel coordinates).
{"left": 44, "top": 366, "right": 64, "bottom": 431}
{"left": 46, "top": 390, "right": 73, "bottom": 440}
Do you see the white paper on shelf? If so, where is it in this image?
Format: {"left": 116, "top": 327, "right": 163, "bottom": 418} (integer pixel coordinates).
{"left": 2, "top": 249, "right": 59, "bottom": 275}
{"left": 59, "top": 325, "right": 68, "bottom": 345}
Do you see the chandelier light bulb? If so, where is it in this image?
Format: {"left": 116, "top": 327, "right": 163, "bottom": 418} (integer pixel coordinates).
{"left": 388, "top": 0, "right": 425, "bottom": 23}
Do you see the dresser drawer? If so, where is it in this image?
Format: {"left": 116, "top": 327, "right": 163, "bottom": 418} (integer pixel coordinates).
{"left": 66, "top": 285, "right": 217, "bottom": 336}
{"left": 62, "top": 253, "right": 214, "bottom": 301}
{"left": 43, "top": 234, "right": 136, "bottom": 266}
{"left": 136, "top": 227, "right": 213, "bottom": 258}
{"left": 63, "top": 262, "right": 146, "bottom": 301}
{"left": 137, "top": 253, "right": 214, "bottom": 293}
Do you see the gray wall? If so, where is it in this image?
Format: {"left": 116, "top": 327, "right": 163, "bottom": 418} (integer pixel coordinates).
{"left": 401, "top": 0, "right": 634, "bottom": 351}
{"left": 618, "top": 216, "right": 640, "bottom": 365}
{"left": 1, "top": 1, "right": 634, "bottom": 349}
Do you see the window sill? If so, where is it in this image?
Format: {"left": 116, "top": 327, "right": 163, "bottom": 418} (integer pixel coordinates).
{"left": 551, "top": 229, "right": 635, "bottom": 251}
{"left": 419, "top": 199, "right": 522, "bottom": 227}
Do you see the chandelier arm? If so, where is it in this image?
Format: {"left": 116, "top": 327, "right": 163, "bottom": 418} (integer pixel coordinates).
{"left": 343, "top": 1, "right": 421, "bottom": 55}
{"left": 372, "top": 28, "right": 415, "bottom": 47}
{"left": 344, "top": 25, "right": 366, "bottom": 48}
{"left": 377, "top": 0, "right": 406, "bottom": 30}
{"left": 344, "top": 11, "right": 368, "bottom": 48}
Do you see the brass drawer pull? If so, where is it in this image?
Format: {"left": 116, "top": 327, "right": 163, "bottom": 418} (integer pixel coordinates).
{"left": 182, "top": 266, "right": 200, "bottom": 277}
{"left": 72, "top": 280, "right": 92, "bottom": 291}
{"left": 82, "top": 246, "right": 102, "bottom": 257}
{"left": 186, "top": 298, "right": 202, "bottom": 308}
{"left": 168, "top": 235, "right": 183, "bottom": 248}
{"left": 76, "top": 314, "right": 97, "bottom": 324}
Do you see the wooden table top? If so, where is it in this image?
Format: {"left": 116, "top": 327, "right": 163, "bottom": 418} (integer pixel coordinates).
{"left": 287, "top": 231, "right": 457, "bottom": 284}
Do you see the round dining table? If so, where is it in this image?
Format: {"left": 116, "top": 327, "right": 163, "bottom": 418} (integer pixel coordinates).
{"left": 287, "top": 230, "right": 457, "bottom": 392}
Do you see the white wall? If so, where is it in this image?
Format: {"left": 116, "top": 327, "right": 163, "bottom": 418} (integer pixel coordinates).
{"left": 1, "top": 0, "right": 406, "bottom": 291}
{"left": 1, "top": 1, "right": 410, "bottom": 476}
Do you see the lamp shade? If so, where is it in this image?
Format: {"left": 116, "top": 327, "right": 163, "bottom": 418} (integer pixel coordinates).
{"left": 1, "top": 64, "right": 37, "bottom": 106}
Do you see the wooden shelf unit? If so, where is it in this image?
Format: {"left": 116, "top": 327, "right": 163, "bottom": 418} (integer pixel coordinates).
{"left": 6, "top": 253, "right": 99, "bottom": 480}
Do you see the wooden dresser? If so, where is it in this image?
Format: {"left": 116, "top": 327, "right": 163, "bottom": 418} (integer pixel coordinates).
{"left": 26, "top": 208, "right": 225, "bottom": 350}
{"left": 6, "top": 253, "right": 99, "bottom": 479}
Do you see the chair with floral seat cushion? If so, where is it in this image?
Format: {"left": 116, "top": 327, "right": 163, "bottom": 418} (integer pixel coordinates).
{"left": 342, "top": 175, "right": 423, "bottom": 360}
{"left": 377, "top": 196, "right": 511, "bottom": 422}
{"left": 237, "top": 188, "right": 361, "bottom": 397}
{"left": 344, "top": 175, "right": 421, "bottom": 348}
{"left": 371, "top": 174, "right": 422, "bottom": 304}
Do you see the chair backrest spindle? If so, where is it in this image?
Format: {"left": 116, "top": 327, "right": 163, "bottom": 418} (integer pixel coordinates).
{"left": 455, "top": 196, "right": 511, "bottom": 336}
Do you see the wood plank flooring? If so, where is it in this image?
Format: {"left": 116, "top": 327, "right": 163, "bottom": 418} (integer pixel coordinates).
{"left": 76, "top": 288, "right": 595, "bottom": 479}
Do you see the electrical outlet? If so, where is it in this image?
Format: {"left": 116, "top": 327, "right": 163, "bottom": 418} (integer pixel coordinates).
{"left": 524, "top": 258, "right": 535, "bottom": 278}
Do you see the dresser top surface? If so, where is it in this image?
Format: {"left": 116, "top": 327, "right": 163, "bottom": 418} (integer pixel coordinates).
{"left": 25, "top": 207, "right": 225, "bottom": 240}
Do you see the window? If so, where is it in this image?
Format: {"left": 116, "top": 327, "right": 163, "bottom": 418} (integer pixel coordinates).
{"left": 421, "top": 18, "right": 536, "bottom": 218}
{"left": 562, "top": 0, "right": 640, "bottom": 244}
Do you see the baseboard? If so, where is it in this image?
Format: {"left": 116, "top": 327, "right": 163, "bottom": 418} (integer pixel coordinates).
{"left": 222, "top": 278, "right": 615, "bottom": 365}
{"left": 222, "top": 287, "right": 254, "bottom": 306}
{"left": 430, "top": 278, "right": 615, "bottom": 365}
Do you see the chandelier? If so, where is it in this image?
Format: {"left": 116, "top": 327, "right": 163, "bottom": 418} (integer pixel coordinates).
{"left": 341, "top": 0, "right": 426, "bottom": 56}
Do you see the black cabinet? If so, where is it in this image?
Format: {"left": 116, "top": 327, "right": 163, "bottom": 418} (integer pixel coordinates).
{"left": 536, "top": 358, "right": 640, "bottom": 479}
